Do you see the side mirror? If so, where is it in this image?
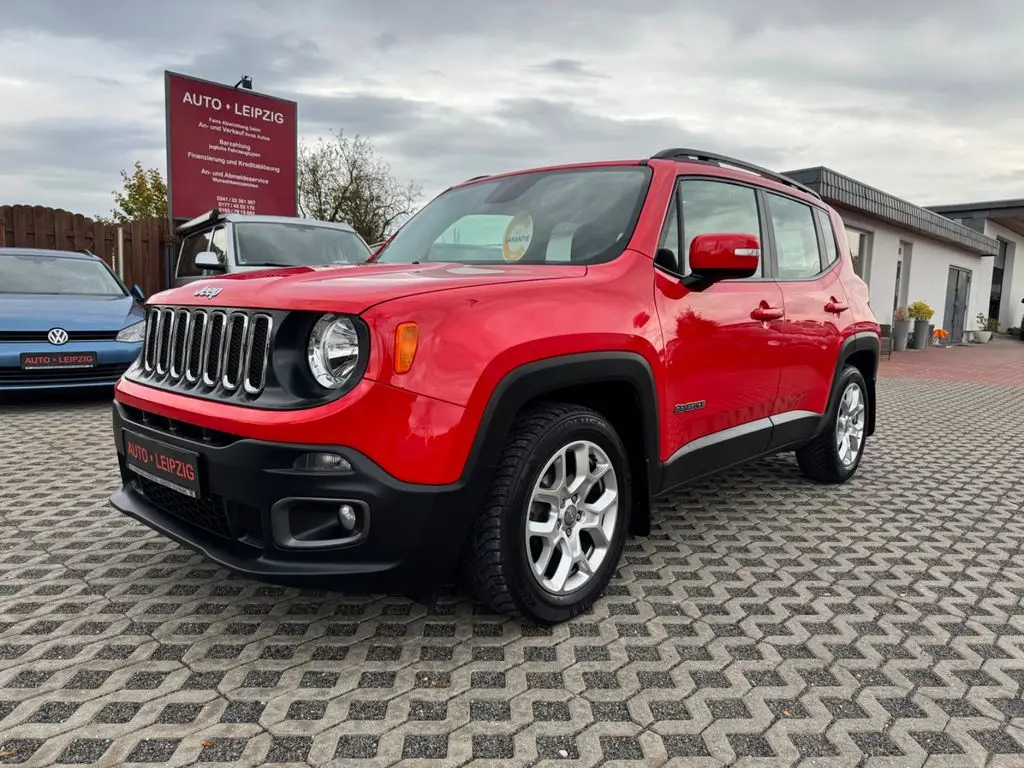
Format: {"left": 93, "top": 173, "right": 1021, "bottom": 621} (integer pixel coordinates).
{"left": 684, "top": 233, "right": 760, "bottom": 290}
{"left": 131, "top": 284, "right": 145, "bottom": 301}
{"left": 195, "top": 251, "right": 226, "bottom": 271}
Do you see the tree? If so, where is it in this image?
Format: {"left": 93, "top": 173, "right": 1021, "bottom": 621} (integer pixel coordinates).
{"left": 297, "top": 130, "right": 422, "bottom": 244}
{"left": 109, "top": 161, "right": 168, "bottom": 222}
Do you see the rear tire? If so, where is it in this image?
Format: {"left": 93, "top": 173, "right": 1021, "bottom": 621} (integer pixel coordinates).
{"left": 796, "top": 365, "right": 869, "bottom": 484}
{"left": 465, "top": 402, "right": 631, "bottom": 624}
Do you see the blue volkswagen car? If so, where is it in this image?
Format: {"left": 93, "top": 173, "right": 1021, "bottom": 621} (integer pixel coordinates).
{"left": 0, "top": 247, "right": 146, "bottom": 391}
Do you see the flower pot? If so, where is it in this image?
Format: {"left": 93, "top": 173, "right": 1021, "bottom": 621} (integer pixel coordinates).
{"left": 892, "top": 319, "right": 910, "bottom": 351}
{"left": 974, "top": 330, "right": 992, "bottom": 343}
{"left": 911, "top": 319, "right": 930, "bottom": 349}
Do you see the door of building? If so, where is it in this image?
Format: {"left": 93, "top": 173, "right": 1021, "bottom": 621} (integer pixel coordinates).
{"left": 943, "top": 266, "right": 972, "bottom": 343}
{"left": 893, "top": 246, "right": 903, "bottom": 317}
{"left": 989, "top": 239, "right": 1008, "bottom": 322}
{"left": 894, "top": 241, "right": 912, "bottom": 317}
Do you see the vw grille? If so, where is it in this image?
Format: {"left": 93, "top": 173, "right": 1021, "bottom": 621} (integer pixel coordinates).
{"left": 140, "top": 307, "right": 273, "bottom": 397}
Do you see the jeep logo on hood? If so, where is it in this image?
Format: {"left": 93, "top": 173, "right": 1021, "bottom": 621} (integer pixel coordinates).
{"left": 194, "top": 286, "right": 222, "bottom": 299}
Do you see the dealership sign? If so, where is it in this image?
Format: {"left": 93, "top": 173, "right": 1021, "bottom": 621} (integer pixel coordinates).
{"left": 164, "top": 70, "right": 298, "bottom": 221}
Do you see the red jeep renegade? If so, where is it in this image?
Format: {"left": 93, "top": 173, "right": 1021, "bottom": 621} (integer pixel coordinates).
{"left": 110, "top": 149, "right": 880, "bottom": 624}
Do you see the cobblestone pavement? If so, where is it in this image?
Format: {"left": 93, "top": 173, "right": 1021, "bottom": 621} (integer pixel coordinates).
{"left": 1, "top": 347, "right": 1023, "bottom": 767}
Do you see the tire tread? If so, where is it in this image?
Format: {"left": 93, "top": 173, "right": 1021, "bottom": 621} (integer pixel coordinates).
{"left": 795, "top": 364, "right": 865, "bottom": 484}
{"left": 465, "top": 402, "right": 615, "bottom": 621}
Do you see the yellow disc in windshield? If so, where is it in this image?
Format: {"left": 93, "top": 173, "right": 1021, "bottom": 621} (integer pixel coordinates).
{"left": 502, "top": 212, "right": 533, "bottom": 262}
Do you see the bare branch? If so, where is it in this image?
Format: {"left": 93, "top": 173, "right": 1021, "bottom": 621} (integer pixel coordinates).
{"left": 296, "top": 129, "right": 422, "bottom": 243}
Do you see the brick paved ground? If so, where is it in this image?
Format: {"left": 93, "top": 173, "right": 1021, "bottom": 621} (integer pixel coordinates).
{"left": 879, "top": 333, "right": 1024, "bottom": 387}
{"left": 0, "top": 341, "right": 1022, "bottom": 767}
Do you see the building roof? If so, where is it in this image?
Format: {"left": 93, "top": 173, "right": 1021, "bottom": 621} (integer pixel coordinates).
{"left": 926, "top": 199, "right": 1024, "bottom": 239}
{"left": 783, "top": 166, "right": 999, "bottom": 256}
{"left": 0, "top": 247, "right": 97, "bottom": 260}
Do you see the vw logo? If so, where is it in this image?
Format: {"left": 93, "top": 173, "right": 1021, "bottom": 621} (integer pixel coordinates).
{"left": 47, "top": 328, "right": 69, "bottom": 346}
{"left": 194, "top": 286, "right": 222, "bottom": 299}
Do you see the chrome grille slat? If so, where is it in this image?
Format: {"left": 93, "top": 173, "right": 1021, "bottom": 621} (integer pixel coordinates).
{"left": 243, "top": 315, "right": 273, "bottom": 395}
{"left": 184, "top": 311, "right": 207, "bottom": 385}
{"left": 221, "top": 313, "right": 249, "bottom": 391}
{"left": 140, "top": 306, "right": 272, "bottom": 399}
{"left": 143, "top": 311, "right": 158, "bottom": 372}
{"left": 155, "top": 308, "right": 173, "bottom": 375}
{"left": 202, "top": 311, "right": 227, "bottom": 388}
{"left": 169, "top": 309, "right": 191, "bottom": 380}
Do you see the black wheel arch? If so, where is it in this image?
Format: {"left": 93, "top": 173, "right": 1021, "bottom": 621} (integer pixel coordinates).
{"left": 819, "top": 331, "right": 879, "bottom": 437}
{"left": 460, "top": 351, "right": 661, "bottom": 535}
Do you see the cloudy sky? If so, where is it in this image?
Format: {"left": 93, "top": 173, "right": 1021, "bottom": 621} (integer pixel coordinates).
{"left": 2, "top": 0, "right": 1023, "bottom": 219}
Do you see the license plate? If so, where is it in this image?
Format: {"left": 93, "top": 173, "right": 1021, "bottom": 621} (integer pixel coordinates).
{"left": 20, "top": 351, "right": 96, "bottom": 370}
{"left": 123, "top": 430, "right": 201, "bottom": 498}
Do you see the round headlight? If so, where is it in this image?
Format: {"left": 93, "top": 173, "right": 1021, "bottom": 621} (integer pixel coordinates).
{"left": 307, "top": 314, "right": 361, "bottom": 389}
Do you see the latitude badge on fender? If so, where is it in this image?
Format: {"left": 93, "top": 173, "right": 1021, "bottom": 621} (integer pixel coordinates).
{"left": 194, "top": 286, "right": 223, "bottom": 299}
{"left": 674, "top": 400, "right": 706, "bottom": 414}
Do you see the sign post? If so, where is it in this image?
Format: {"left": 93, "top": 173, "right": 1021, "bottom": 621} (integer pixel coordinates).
{"left": 164, "top": 71, "right": 298, "bottom": 223}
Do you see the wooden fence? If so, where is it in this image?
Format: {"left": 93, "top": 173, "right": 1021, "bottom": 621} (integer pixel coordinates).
{"left": 0, "top": 205, "right": 173, "bottom": 297}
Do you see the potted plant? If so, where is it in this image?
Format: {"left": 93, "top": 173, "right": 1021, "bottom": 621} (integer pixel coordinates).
{"left": 907, "top": 300, "right": 934, "bottom": 350}
{"left": 973, "top": 313, "right": 994, "bottom": 343}
{"left": 892, "top": 307, "right": 911, "bottom": 351}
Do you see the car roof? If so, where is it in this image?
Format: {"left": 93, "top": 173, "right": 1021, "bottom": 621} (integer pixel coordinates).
{"left": 448, "top": 150, "right": 824, "bottom": 207}
{"left": 0, "top": 247, "right": 100, "bottom": 261}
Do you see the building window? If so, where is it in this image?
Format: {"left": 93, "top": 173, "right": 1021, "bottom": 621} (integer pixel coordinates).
{"left": 845, "top": 226, "right": 871, "bottom": 280}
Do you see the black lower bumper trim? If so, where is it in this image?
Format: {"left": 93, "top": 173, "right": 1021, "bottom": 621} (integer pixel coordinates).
{"left": 110, "top": 487, "right": 400, "bottom": 588}
{"left": 109, "top": 401, "right": 483, "bottom": 592}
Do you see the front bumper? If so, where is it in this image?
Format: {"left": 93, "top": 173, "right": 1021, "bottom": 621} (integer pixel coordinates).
{"left": 0, "top": 340, "right": 141, "bottom": 391}
{"left": 109, "top": 400, "right": 474, "bottom": 591}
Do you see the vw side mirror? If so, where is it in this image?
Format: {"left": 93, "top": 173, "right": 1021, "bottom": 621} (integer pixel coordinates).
{"left": 131, "top": 284, "right": 145, "bottom": 301}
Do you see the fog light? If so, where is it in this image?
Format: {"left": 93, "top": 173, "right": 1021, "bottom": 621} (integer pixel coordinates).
{"left": 338, "top": 504, "right": 357, "bottom": 531}
{"left": 293, "top": 452, "right": 352, "bottom": 472}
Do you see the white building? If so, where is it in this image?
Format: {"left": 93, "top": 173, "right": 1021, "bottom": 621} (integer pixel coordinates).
{"left": 926, "top": 199, "right": 1024, "bottom": 334}
{"left": 784, "top": 167, "right": 1001, "bottom": 342}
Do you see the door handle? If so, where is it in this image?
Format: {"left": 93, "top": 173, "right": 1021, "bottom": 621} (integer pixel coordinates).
{"left": 825, "top": 297, "right": 849, "bottom": 314}
{"left": 751, "top": 301, "right": 784, "bottom": 322}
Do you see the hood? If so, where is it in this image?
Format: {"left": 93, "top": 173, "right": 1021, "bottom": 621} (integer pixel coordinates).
{"left": 0, "top": 294, "right": 143, "bottom": 331}
{"left": 152, "top": 262, "right": 588, "bottom": 313}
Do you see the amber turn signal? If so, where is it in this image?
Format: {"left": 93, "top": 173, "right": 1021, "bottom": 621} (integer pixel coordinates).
{"left": 394, "top": 322, "right": 419, "bottom": 374}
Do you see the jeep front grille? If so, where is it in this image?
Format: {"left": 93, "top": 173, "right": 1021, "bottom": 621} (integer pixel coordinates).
{"left": 141, "top": 307, "right": 273, "bottom": 397}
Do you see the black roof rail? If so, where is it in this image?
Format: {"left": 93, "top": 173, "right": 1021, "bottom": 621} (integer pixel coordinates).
{"left": 651, "top": 148, "right": 822, "bottom": 200}
{"left": 174, "top": 208, "right": 225, "bottom": 236}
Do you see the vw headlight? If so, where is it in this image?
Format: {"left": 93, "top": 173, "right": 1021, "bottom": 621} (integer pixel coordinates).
{"left": 307, "top": 314, "right": 361, "bottom": 389}
{"left": 116, "top": 320, "right": 146, "bottom": 343}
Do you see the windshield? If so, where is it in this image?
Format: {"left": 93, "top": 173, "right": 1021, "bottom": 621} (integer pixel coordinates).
{"left": 234, "top": 222, "right": 371, "bottom": 267}
{"left": 375, "top": 166, "right": 652, "bottom": 265}
{"left": 0, "top": 253, "right": 127, "bottom": 296}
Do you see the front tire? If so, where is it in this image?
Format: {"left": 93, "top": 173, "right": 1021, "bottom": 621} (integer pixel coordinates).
{"left": 465, "top": 403, "right": 631, "bottom": 624}
{"left": 795, "top": 364, "right": 869, "bottom": 483}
